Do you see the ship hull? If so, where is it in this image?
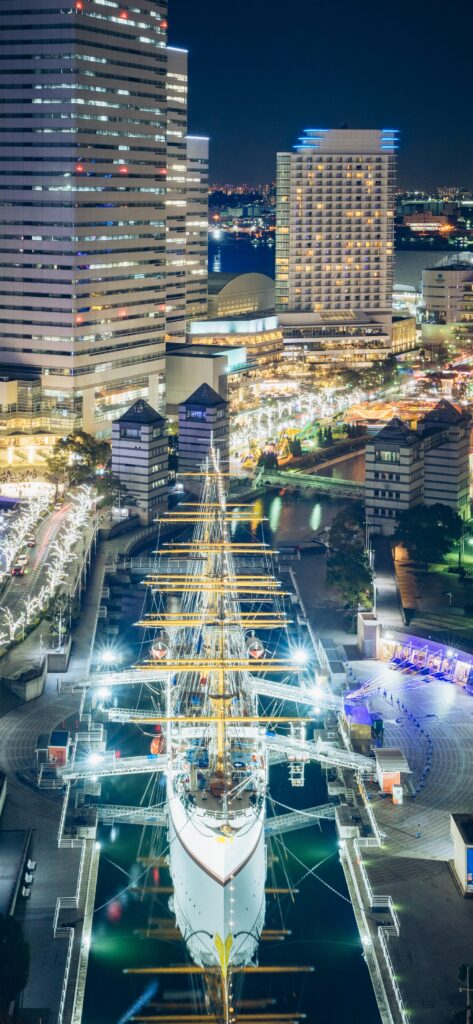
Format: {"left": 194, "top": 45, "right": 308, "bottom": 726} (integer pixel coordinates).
{"left": 168, "top": 789, "right": 266, "bottom": 969}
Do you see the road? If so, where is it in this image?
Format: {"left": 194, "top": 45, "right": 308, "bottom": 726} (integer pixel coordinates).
{"left": 0, "top": 503, "right": 73, "bottom": 624}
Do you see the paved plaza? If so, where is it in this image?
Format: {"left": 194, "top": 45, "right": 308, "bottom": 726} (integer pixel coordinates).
{"left": 348, "top": 659, "right": 473, "bottom": 1024}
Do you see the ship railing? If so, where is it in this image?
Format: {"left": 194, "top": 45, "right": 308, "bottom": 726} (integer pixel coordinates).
{"left": 57, "top": 930, "right": 75, "bottom": 1024}
{"left": 192, "top": 803, "right": 260, "bottom": 823}
{"left": 356, "top": 774, "right": 385, "bottom": 846}
{"left": 340, "top": 843, "right": 397, "bottom": 1024}
{"left": 378, "top": 928, "right": 409, "bottom": 1023}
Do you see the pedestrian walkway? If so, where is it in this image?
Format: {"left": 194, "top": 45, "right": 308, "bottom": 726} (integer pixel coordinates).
{"left": 341, "top": 660, "right": 473, "bottom": 1024}
{"left": 372, "top": 537, "right": 404, "bottom": 629}
{"left": 0, "top": 542, "right": 112, "bottom": 1017}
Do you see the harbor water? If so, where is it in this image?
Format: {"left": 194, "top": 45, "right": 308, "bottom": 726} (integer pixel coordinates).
{"left": 83, "top": 491, "right": 380, "bottom": 1024}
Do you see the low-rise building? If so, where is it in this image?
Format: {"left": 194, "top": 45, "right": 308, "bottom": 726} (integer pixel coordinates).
{"left": 208, "top": 272, "right": 275, "bottom": 318}
{"left": 391, "top": 314, "right": 417, "bottom": 355}
{"left": 166, "top": 344, "right": 240, "bottom": 414}
{"left": 111, "top": 399, "right": 168, "bottom": 525}
{"left": 365, "top": 400, "right": 471, "bottom": 535}
{"left": 422, "top": 254, "right": 473, "bottom": 342}
{"left": 281, "top": 310, "right": 392, "bottom": 369}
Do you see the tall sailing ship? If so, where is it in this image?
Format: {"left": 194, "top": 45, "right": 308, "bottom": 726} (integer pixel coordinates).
{"left": 137, "top": 446, "right": 299, "bottom": 1018}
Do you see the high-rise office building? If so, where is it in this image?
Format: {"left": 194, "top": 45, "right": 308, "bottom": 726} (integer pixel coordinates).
{"left": 186, "top": 136, "right": 210, "bottom": 320}
{"left": 276, "top": 128, "right": 397, "bottom": 366}
{"left": 0, "top": 1, "right": 208, "bottom": 439}
{"left": 0, "top": 1, "right": 169, "bottom": 435}
{"left": 166, "top": 46, "right": 189, "bottom": 343}
{"left": 165, "top": 53, "right": 209, "bottom": 339}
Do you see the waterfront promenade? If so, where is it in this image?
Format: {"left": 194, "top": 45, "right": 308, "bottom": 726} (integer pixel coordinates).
{"left": 0, "top": 534, "right": 110, "bottom": 1018}
{"left": 341, "top": 660, "right": 473, "bottom": 1024}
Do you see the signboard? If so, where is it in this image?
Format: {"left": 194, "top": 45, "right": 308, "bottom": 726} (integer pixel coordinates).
{"left": 466, "top": 847, "right": 473, "bottom": 890}
{"left": 392, "top": 785, "right": 403, "bottom": 805}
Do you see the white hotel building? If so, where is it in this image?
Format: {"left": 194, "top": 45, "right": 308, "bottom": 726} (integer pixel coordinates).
{"left": 276, "top": 128, "right": 397, "bottom": 366}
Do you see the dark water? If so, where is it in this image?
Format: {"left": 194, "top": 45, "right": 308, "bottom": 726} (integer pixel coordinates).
{"left": 209, "top": 236, "right": 275, "bottom": 277}
{"left": 83, "top": 494, "right": 380, "bottom": 1024}
{"left": 209, "top": 236, "right": 455, "bottom": 291}
{"left": 316, "top": 450, "right": 366, "bottom": 483}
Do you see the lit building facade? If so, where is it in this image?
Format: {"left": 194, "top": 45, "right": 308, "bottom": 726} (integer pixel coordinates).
{"left": 186, "top": 136, "right": 210, "bottom": 321}
{"left": 178, "top": 383, "right": 229, "bottom": 479}
{"left": 391, "top": 315, "right": 417, "bottom": 355}
{"left": 111, "top": 399, "right": 168, "bottom": 524}
{"left": 0, "top": 0, "right": 171, "bottom": 435}
{"left": 187, "top": 314, "right": 284, "bottom": 411}
{"left": 166, "top": 46, "right": 189, "bottom": 343}
{"left": 422, "top": 255, "right": 473, "bottom": 342}
{"left": 281, "top": 311, "right": 391, "bottom": 369}
{"left": 276, "top": 128, "right": 396, "bottom": 366}
{"left": 365, "top": 401, "right": 471, "bottom": 536}
{"left": 0, "top": 1, "right": 208, "bottom": 441}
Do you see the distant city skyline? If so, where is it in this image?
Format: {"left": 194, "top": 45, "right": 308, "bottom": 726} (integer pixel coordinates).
{"left": 172, "top": 0, "right": 473, "bottom": 190}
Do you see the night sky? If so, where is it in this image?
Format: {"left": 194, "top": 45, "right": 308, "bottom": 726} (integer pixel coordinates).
{"left": 172, "top": 0, "right": 473, "bottom": 190}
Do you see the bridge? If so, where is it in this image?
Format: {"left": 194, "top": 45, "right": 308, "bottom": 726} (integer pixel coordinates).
{"left": 95, "top": 803, "right": 335, "bottom": 832}
{"left": 265, "top": 805, "right": 336, "bottom": 834}
{"left": 61, "top": 753, "right": 167, "bottom": 780}
{"left": 254, "top": 468, "right": 365, "bottom": 500}
{"left": 266, "top": 733, "right": 375, "bottom": 774}
{"left": 97, "top": 803, "right": 167, "bottom": 826}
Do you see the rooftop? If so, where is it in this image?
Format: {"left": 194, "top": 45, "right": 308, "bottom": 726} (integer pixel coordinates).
{"left": 373, "top": 416, "right": 420, "bottom": 446}
{"left": 49, "top": 730, "right": 69, "bottom": 747}
{"left": 208, "top": 271, "right": 275, "bottom": 295}
{"left": 374, "top": 747, "right": 411, "bottom": 773}
{"left": 181, "top": 383, "right": 227, "bottom": 408}
{"left": 115, "top": 399, "right": 165, "bottom": 426}
{"left": 452, "top": 813, "right": 473, "bottom": 845}
{"left": 421, "top": 399, "right": 469, "bottom": 426}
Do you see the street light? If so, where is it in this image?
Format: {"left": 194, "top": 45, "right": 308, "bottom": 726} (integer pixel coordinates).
{"left": 101, "top": 650, "right": 119, "bottom": 666}
{"left": 292, "top": 646, "right": 310, "bottom": 666}
{"left": 88, "top": 752, "right": 103, "bottom": 767}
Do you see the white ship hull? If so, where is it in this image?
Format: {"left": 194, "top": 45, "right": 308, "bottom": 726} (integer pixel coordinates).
{"left": 168, "top": 784, "right": 266, "bottom": 970}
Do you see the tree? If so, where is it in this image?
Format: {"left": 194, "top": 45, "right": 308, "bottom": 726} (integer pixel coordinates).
{"left": 326, "top": 547, "right": 373, "bottom": 629}
{"left": 55, "top": 430, "right": 110, "bottom": 483}
{"left": 0, "top": 915, "right": 30, "bottom": 1010}
{"left": 289, "top": 437, "right": 302, "bottom": 457}
{"left": 257, "top": 450, "right": 279, "bottom": 471}
{"left": 95, "top": 472, "right": 128, "bottom": 508}
{"left": 328, "top": 503, "right": 365, "bottom": 551}
{"left": 334, "top": 367, "right": 362, "bottom": 390}
{"left": 44, "top": 450, "right": 69, "bottom": 498}
{"left": 394, "top": 503, "right": 463, "bottom": 566}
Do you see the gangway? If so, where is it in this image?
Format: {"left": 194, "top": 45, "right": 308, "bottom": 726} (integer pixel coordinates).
{"left": 250, "top": 676, "right": 340, "bottom": 711}
{"left": 266, "top": 805, "right": 336, "bottom": 835}
{"left": 61, "top": 753, "right": 167, "bottom": 781}
{"left": 97, "top": 804, "right": 167, "bottom": 826}
{"left": 265, "top": 734, "right": 375, "bottom": 774}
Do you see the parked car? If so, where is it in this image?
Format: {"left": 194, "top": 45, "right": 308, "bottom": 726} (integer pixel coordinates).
{"left": 26, "top": 536, "right": 35, "bottom": 547}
